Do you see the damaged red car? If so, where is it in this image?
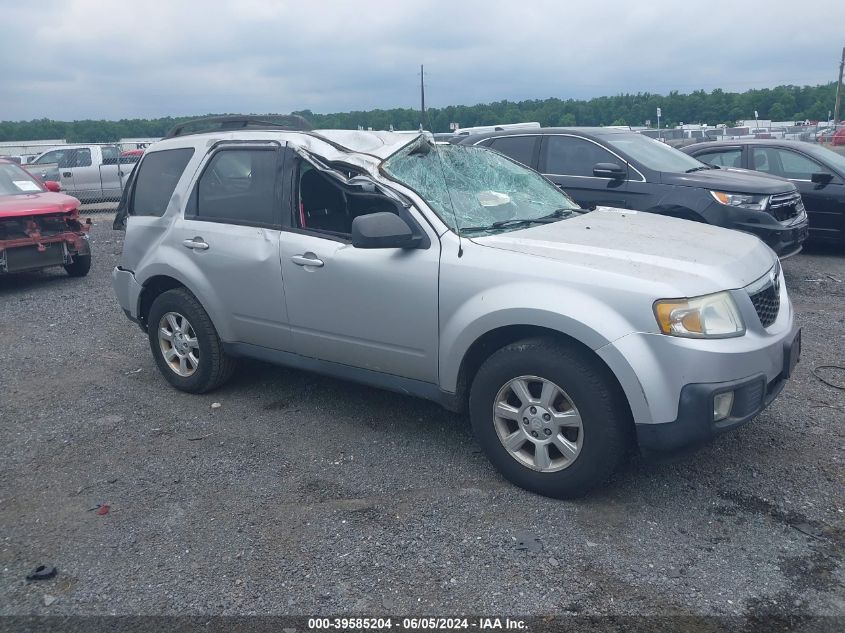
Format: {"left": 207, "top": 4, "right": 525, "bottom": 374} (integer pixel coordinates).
{"left": 0, "top": 158, "right": 91, "bottom": 277}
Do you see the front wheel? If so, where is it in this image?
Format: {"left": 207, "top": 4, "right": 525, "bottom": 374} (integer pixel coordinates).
{"left": 147, "top": 288, "right": 235, "bottom": 393}
{"left": 469, "top": 337, "right": 632, "bottom": 498}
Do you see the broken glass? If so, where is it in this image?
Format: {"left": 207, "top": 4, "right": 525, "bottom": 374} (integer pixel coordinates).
{"left": 382, "top": 141, "right": 580, "bottom": 235}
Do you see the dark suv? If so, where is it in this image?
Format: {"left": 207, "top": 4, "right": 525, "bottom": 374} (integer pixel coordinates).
{"left": 454, "top": 128, "right": 809, "bottom": 257}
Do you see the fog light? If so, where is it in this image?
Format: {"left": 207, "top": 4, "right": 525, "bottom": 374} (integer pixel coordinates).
{"left": 713, "top": 391, "right": 734, "bottom": 422}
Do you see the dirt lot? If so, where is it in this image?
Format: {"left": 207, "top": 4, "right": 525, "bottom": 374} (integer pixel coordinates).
{"left": 0, "top": 216, "right": 843, "bottom": 620}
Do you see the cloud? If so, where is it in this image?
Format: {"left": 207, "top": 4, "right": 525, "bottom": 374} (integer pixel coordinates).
{"left": 0, "top": 0, "right": 839, "bottom": 120}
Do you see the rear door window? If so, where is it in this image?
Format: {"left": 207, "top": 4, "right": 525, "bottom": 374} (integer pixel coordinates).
{"left": 542, "top": 136, "right": 618, "bottom": 176}
{"left": 486, "top": 136, "right": 538, "bottom": 168}
{"left": 101, "top": 145, "right": 120, "bottom": 165}
{"left": 695, "top": 148, "right": 742, "bottom": 168}
{"left": 192, "top": 148, "right": 279, "bottom": 226}
{"left": 65, "top": 148, "right": 91, "bottom": 168}
{"left": 129, "top": 148, "right": 195, "bottom": 217}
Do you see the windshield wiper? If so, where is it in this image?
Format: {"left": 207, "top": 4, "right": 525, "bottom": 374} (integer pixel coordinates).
{"left": 535, "top": 208, "right": 576, "bottom": 221}
{"left": 685, "top": 166, "right": 712, "bottom": 173}
{"left": 490, "top": 208, "right": 575, "bottom": 230}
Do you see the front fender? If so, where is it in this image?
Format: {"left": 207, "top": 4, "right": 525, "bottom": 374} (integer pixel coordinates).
{"left": 439, "top": 281, "right": 639, "bottom": 393}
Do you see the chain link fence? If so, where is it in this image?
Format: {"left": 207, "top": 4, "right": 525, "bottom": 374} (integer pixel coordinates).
{"left": 1, "top": 140, "right": 157, "bottom": 214}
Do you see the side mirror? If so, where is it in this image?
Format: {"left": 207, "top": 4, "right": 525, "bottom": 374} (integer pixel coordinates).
{"left": 593, "top": 162, "right": 626, "bottom": 179}
{"left": 44, "top": 180, "right": 61, "bottom": 192}
{"left": 351, "top": 212, "right": 418, "bottom": 249}
{"left": 811, "top": 172, "right": 833, "bottom": 184}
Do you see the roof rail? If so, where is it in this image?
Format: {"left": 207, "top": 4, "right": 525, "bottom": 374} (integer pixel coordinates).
{"left": 164, "top": 114, "right": 313, "bottom": 138}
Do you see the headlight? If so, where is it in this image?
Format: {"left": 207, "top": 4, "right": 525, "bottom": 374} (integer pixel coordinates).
{"left": 709, "top": 190, "right": 769, "bottom": 211}
{"left": 654, "top": 291, "right": 745, "bottom": 338}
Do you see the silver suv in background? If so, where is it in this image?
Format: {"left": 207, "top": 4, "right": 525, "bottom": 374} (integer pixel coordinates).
{"left": 112, "top": 117, "right": 801, "bottom": 498}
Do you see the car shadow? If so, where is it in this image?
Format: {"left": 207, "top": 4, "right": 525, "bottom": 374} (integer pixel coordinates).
{"left": 0, "top": 269, "right": 71, "bottom": 294}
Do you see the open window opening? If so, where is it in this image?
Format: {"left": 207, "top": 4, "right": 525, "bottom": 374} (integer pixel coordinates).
{"left": 296, "top": 162, "right": 402, "bottom": 237}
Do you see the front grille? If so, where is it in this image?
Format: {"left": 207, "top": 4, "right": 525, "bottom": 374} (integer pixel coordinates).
{"left": 767, "top": 191, "right": 802, "bottom": 222}
{"left": 746, "top": 263, "right": 781, "bottom": 328}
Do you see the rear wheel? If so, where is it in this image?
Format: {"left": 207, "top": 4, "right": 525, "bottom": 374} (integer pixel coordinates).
{"left": 469, "top": 337, "right": 631, "bottom": 498}
{"left": 64, "top": 253, "right": 91, "bottom": 277}
{"left": 147, "top": 288, "right": 235, "bottom": 393}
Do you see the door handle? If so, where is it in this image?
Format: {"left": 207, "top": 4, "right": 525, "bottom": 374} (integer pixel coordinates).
{"left": 182, "top": 238, "right": 209, "bottom": 251}
{"left": 291, "top": 254, "right": 324, "bottom": 267}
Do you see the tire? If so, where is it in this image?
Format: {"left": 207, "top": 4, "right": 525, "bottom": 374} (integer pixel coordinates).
{"left": 469, "top": 337, "right": 632, "bottom": 499}
{"left": 147, "top": 288, "right": 236, "bottom": 393}
{"left": 63, "top": 253, "right": 91, "bottom": 277}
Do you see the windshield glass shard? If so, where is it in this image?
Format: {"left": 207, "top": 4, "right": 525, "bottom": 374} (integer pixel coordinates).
{"left": 382, "top": 142, "right": 580, "bottom": 236}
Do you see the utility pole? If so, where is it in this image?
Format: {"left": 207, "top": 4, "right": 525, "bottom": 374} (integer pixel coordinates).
{"left": 834, "top": 46, "right": 844, "bottom": 126}
{"left": 419, "top": 64, "right": 427, "bottom": 130}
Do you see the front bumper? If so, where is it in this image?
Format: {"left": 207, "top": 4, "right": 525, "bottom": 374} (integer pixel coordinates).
{"left": 700, "top": 199, "right": 809, "bottom": 257}
{"left": 636, "top": 324, "right": 801, "bottom": 453}
{"left": 0, "top": 232, "right": 90, "bottom": 274}
{"left": 735, "top": 217, "right": 808, "bottom": 258}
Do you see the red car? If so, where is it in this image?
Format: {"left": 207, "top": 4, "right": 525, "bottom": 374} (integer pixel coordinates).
{"left": 832, "top": 127, "right": 845, "bottom": 147}
{"left": 0, "top": 158, "right": 91, "bottom": 277}
{"left": 120, "top": 148, "right": 145, "bottom": 163}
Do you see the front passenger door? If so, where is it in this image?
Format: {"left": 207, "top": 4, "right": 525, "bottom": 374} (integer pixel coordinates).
{"left": 279, "top": 161, "right": 440, "bottom": 383}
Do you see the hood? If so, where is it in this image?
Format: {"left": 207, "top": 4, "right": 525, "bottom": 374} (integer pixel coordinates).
{"left": 661, "top": 167, "right": 794, "bottom": 194}
{"left": 470, "top": 208, "right": 776, "bottom": 296}
{"left": 0, "top": 192, "right": 80, "bottom": 218}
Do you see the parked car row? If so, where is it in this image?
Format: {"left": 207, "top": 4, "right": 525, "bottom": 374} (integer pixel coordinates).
{"left": 107, "top": 117, "right": 801, "bottom": 499}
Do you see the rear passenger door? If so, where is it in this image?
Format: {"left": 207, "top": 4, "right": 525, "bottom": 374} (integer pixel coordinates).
{"left": 99, "top": 144, "right": 128, "bottom": 198}
{"left": 174, "top": 143, "right": 293, "bottom": 351}
{"left": 538, "top": 135, "right": 629, "bottom": 209}
{"left": 62, "top": 148, "right": 98, "bottom": 200}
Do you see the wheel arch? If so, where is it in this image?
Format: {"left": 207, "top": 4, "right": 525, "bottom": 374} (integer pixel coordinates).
{"left": 452, "top": 325, "right": 636, "bottom": 427}
{"left": 137, "top": 275, "right": 187, "bottom": 329}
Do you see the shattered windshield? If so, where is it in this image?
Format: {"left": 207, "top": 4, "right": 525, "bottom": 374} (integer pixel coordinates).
{"left": 382, "top": 141, "right": 579, "bottom": 235}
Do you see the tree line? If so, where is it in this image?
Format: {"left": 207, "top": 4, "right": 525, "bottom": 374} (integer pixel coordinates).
{"left": 0, "top": 83, "right": 837, "bottom": 143}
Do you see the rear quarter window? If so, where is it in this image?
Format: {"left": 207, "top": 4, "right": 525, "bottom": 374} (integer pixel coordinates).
{"left": 130, "top": 148, "right": 195, "bottom": 217}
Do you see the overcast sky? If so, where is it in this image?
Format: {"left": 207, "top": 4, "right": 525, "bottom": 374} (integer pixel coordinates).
{"left": 1, "top": 0, "right": 840, "bottom": 121}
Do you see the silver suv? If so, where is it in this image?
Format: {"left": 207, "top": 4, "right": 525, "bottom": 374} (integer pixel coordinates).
{"left": 113, "top": 117, "right": 801, "bottom": 498}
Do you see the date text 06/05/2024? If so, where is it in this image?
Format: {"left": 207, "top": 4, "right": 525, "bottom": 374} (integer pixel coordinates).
{"left": 307, "top": 617, "right": 528, "bottom": 630}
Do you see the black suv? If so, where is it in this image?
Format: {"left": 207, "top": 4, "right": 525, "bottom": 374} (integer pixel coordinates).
{"left": 683, "top": 139, "right": 845, "bottom": 245}
{"left": 454, "top": 128, "right": 809, "bottom": 257}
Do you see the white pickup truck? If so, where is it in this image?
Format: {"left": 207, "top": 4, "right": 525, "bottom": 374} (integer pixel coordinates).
{"left": 24, "top": 144, "right": 133, "bottom": 202}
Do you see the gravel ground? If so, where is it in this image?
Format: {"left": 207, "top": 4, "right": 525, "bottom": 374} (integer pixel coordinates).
{"left": 0, "top": 216, "right": 843, "bottom": 620}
